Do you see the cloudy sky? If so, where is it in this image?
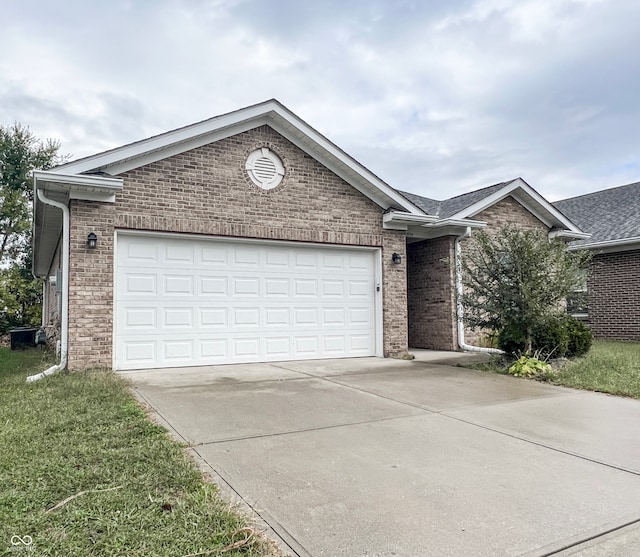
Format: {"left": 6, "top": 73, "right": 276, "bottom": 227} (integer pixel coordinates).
{"left": 1, "top": 0, "right": 638, "bottom": 201}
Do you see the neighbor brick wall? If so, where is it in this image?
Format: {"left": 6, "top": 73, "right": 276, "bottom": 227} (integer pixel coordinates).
{"left": 66, "top": 125, "right": 408, "bottom": 368}
{"left": 407, "top": 237, "right": 457, "bottom": 350}
{"left": 587, "top": 250, "right": 640, "bottom": 340}
{"left": 462, "top": 196, "right": 550, "bottom": 346}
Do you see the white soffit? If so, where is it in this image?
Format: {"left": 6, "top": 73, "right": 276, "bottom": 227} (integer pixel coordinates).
{"left": 52, "top": 100, "right": 424, "bottom": 215}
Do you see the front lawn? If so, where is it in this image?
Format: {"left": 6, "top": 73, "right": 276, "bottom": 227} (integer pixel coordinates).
{"left": 468, "top": 340, "right": 640, "bottom": 399}
{"left": 0, "top": 347, "right": 281, "bottom": 557}
{"left": 552, "top": 340, "right": 640, "bottom": 398}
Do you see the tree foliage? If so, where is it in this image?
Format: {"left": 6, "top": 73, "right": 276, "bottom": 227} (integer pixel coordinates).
{"left": 0, "top": 123, "right": 63, "bottom": 332}
{"left": 460, "top": 226, "right": 591, "bottom": 354}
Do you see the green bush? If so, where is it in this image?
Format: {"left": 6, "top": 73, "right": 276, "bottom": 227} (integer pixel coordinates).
{"left": 533, "top": 318, "right": 569, "bottom": 358}
{"left": 565, "top": 316, "right": 593, "bottom": 357}
{"left": 497, "top": 324, "right": 527, "bottom": 356}
{"left": 498, "top": 315, "right": 593, "bottom": 358}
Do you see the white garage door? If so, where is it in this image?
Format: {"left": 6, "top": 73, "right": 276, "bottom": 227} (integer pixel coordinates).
{"left": 114, "top": 233, "right": 380, "bottom": 370}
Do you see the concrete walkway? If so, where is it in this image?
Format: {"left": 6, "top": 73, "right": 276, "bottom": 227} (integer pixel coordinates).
{"left": 123, "top": 354, "right": 640, "bottom": 556}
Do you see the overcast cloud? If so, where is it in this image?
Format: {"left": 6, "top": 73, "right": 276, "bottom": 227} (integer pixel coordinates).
{"left": 1, "top": 0, "right": 638, "bottom": 201}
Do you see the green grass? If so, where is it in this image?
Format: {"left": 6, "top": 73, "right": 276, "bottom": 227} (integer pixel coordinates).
{"left": 552, "top": 340, "right": 640, "bottom": 399}
{"left": 466, "top": 340, "right": 640, "bottom": 399}
{"left": 0, "top": 348, "right": 280, "bottom": 557}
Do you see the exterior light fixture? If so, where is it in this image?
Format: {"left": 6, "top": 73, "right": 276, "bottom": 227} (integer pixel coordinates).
{"left": 87, "top": 232, "right": 98, "bottom": 249}
{"left": 392, "top": 252, "right": 402, "bottom": 264}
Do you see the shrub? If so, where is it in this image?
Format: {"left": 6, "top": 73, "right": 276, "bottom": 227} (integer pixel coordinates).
{"left": 497, "top": 323, "right": 527, "bottom": 356}
{"left": 532, "top": 318, "right": 569, "bottom": 358}
{"left": 565, "top": 316, "right": 593, "bottom": 357}
{"left": 498, "top": 315, "right": 592, "bottom": 359}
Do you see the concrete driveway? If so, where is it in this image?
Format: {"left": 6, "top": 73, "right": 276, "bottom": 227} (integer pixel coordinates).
{"left": 124, "top": 353, "right": 640, "bottom": 557}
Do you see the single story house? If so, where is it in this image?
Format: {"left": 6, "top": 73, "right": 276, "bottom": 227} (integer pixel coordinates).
{"left": 33, "top": 99, "right": 588, "bottom": 371}
{"left": 554, "top": 183, "right": 640, "bottom": 341}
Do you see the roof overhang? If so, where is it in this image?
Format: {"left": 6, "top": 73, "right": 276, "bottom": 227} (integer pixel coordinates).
{"left": 52, "top": 99, "right": 425, "bottom": 216}
{"left": 33, "top": 171, "right": 123, "bottom": 277}
{"left": 384, "top": 210, "right": 487, "bottom": 240}
{"left": 567, "top": 236, "right": 640, "bottom": 254}
{"left": 451, "top": 178, "right": 589, "bottom": 240}
{"left": 548, "top": 229, "right": 592, "bottom": 241}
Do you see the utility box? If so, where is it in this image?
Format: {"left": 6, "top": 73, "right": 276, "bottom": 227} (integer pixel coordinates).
{"left": 10, "top": 327, "right": 37, "bottom": 350}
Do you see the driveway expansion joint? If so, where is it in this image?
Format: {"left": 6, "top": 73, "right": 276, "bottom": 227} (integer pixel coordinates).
{"left": 292, "top": 371, "right": 640, "bottom": 478}
{"left": 442, "top": 412, "right": 640, "bottom": 478}
{"left": 521, "top": 514, "right": 640, "bottom": 556}
{"left": 191, "top": 412, "right": 432, "bottom": 447}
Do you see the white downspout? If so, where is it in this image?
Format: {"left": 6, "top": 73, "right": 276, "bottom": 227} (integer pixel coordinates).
{"left": 455, "top": 227, "right": 503, "bottom": 354}
{"left": 27, "top": 188, "right": 69, "bottom": 382}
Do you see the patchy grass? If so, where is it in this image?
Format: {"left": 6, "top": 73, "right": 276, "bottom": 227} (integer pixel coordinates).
{"left": 0, "top": 347, "right": 281, "bottom": 557}
{"left": 464, "top": 340, "right": 640, "bottom": 400}
{"left": 552, "top": 340, "right": 640, "bottom": 399}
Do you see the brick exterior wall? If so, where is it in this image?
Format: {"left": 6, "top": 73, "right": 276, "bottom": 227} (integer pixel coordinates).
{"left": 587, "top": 249, "right": 640, "bottom": 340}
{"left": 382, "top": 230, "right": 409, "bottom": 356}
{"left": 66, "top": 125, "right": 408, "bottom": 369}
{"left": 407, "top": 237, "right": 457, "bottom": 350}
{"left": 461, "top": 196, "right": 550, "bottom": 346}
{"left": 68, "top": 201, "right": 116, "bottom": 368}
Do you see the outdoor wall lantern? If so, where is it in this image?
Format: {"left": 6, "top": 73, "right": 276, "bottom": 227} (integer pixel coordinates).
{"left": 392, "top": 252, "right": 402, "bottom": 264}
{"left": 87, "top": 232, "right": 98, "bottom": 249}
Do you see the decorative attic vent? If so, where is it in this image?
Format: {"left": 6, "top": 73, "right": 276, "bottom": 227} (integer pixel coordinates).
{"left": 246, "top": 147, "right": 285, "bottom": 190}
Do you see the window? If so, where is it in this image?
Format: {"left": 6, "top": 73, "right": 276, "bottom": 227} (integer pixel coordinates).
{"left": 567, "top": 269, "right": 588, "bottom": 317}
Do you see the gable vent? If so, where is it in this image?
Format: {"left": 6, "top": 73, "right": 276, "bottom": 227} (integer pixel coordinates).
{"left": 246, "top": 147, "right": 285, "bottom": 190}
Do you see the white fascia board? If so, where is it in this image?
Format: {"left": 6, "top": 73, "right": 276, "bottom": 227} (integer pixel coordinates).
{"left": 102, "top": 118, "right": 264, "bottom": 176}
{"left": 50, "top": 100, "right": 424, "bottom": 215}
{"left": 428, "top": 218, "right": 486, "bottom": 229}
{"left": 266, "top": 107, "right": 424, "bottom": 215}
{"left": 34, "top": 171, "right": 123, "bottom": 192}
{"left": 548, "top": 229, "right": 592, "bottom": 241}
{"left": 53, "top": 100, "right": 282, "bottom": 175}
{"left": 567, "top": 236, "right": 640, "bottom": 252}
{"left": 383, "top": 211, "right": 439, "bottom": 229}
{"left": 451, "top": 178, "right": 586, "bottom": 234}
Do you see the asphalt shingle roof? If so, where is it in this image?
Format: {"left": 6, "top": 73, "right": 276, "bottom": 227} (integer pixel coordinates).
{"left": 553, "top": 181, "right": 640, "bottom": 245}
{"left": 399, "top": 180, "right": 514, "bottom": 218}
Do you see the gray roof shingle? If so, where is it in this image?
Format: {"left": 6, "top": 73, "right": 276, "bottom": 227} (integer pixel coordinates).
{"left": 553, "top": 181, "right": 640, "bottom": 245}
{"left": 399, "top": 180, "right": 514, "bottom": 218}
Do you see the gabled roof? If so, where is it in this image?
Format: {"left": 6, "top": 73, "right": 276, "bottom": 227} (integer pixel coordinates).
{"left": 400, "top": 181, "right": 510, "bottom": 218}
{"left": 52, "top": 98, "right": 422, "bottom": 215}
{"left": 400, "top": 178, "right": 588, "bottom": 239}
{"left": 554, "top": 181, "right": 640, "bottom": 250}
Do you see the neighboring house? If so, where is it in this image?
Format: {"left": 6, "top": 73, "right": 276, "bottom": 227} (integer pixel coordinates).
{"left": 33, "top": 100, "right": 587, "bottom": 371}
{"left": 554, "top": 183, "right": 640, "bottom": 341}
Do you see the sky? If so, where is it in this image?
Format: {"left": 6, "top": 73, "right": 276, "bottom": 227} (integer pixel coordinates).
{"left": 1, "top": 0, "right": 638, "bottom": 202}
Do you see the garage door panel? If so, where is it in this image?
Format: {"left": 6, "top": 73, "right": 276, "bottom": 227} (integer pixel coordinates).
{"left": 115, "top": 235, "right": 378, "bottom": 370}
{"left": 233, "top": 277, "right": 260, "bottom": 296}
{"left": 125, "top": 274, "right": 157, "bottom": 295}
{"left": 200, "top": 308, "right": 227, "bottom": 327}
{"left": 164, "top": 340, "right": 193, "bottom": 360}
{"left": 200, "top": 276, "right": 227, "bottom": 295}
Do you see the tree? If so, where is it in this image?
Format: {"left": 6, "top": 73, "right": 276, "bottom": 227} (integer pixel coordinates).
{"left": 0, "top": 123, "right": 63, "bottom": 332}
{"left": 460, "top": 226, "right": 591, "bottom": 354}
